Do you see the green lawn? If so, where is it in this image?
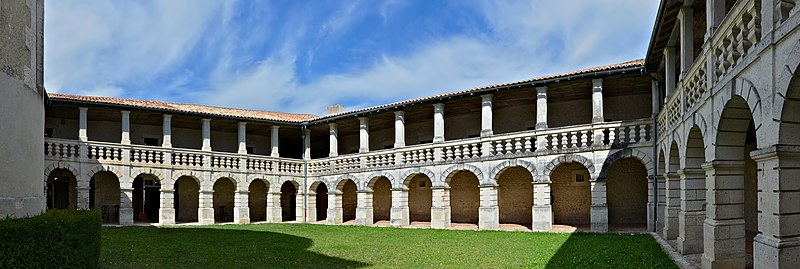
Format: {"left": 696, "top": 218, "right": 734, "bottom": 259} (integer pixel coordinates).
{"left": 100, "top": 224, "right": 677, "bottom": 269}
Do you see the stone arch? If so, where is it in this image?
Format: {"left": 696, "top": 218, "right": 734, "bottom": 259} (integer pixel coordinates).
{"left": 777, "top": 54, "right": 800, "bottom": 145}
{"left": 173, "top": 171, "right": 202, "bottom": 185}
{"left": 733, "top": 78, "right": 764, "bottom": 127}
{"left": 86, "top": 165, "right": 123, "bottom": 181}
{"left": 175, "top": 175, "right": 201, "bottom": 223}
{"left": 247, "top": 178, "right": 269, "bottom": 222}
{"left": 212, "top": 173, "right": 240, "bottom": 186}
{"left": 489, "top": 159, "right": 536, "bottom": 182}
{"left": 365, "top": 172, "right": 396, "bottom": 191}
{"left": 131, "top": 168, "right": 164, "bottom": 183}
{"left": 333, "top": 174, "right": 359, "bottom": 190}
{"left": 212, "top": 177, "right": 236, "bottom": 222}
{"left": 604, "top": 156, "right": 649, "bottom": 227}
{"left": 45, "top": 164, "right": 78, "bottom": 210}
{"left": 442, "top": 164, "right": 484, "bottom": 185}
{"left": 544, "top": 154, "right": 596, "bottom": 180}
{"left": 44, "top": 162, "right": 79, "bottom": 181}
{"left": 308, "top": 180, "right": 326, "bottom": 194}
{"left": 277, "top": 177, "right": 301, "bottom": 190}
{"left": 598, "top": 148, "right": 654, "bottom": 180}
{"left": 400, "top": 168, "right": 436, "bottom": 188}
{"left": 333, "top": 176, "right": 358, "bottom": 222}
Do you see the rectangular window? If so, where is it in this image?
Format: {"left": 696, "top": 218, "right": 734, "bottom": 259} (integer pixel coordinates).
{"left": 418, "top": 180, "right": 426, "bottom": 188}
{"left": 575, "top": 174, "right": 585, "bottom": 182}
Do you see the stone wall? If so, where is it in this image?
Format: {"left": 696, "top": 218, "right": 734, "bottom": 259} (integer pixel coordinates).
{"left": 407, "top": 175, "right": 432, "bottom": 221}
{"left": 248, "top": 180, "right": 267, "bottom": 222}
{"left": 213, "top": 178, "right": 235, "bottom": 222}
{"left": 176, "top": 177, "right": 199, "bottom": 222}
{"left": 372, "top": 178, "right": 391, "bottom": 221}
{"left": 497, "top": 167, "right": 533, "bottom": 224}
{"left": 449, "top": 171, "right": 479, "bottom": 223}
{"left": 551, "top": 163, "right": 590, "bottom": 225}
{"left": 606, "top": 158, "right": 648, "bottom": 225}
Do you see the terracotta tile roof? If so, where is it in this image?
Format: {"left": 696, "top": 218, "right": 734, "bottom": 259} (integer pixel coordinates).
{"left": 313, "top": 59, "right": 644, "bottom": 121}
{"left": 47, "top": 93, "right": 317, "bottom": 123}
{"left": 47, "top": 59, "right": 643, "bottom": 124}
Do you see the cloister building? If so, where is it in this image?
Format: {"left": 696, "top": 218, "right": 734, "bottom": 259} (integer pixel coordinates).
{"left": 2, "top": 0, "right": 797, "bottom": 269}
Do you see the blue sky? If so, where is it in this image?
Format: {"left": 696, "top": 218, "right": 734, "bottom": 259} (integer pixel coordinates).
{"left": 44, "top": 1, "right": 660, "bottom": 115}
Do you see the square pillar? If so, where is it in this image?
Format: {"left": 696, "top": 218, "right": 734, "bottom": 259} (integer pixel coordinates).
{"left": 305, "top": 192, "right": 317, "bottom": 223}
{"left": 478, "top": 184, "right": 499, "bottom": 230}
{"left": 159, "top": 189, "right": 176, "bottom": 225}
{"left": 751, "top": 146, "right": 800, "bottom": 269}
{"left": 394, "top": 111, "right": 406, "bottom": 148}
{"left": 162, "top": 114, "right": 172, "bottom": 148}
{"left": 649, "top": 175, "right": 668, "bottom": 233}
{"left": 198, "top": 190, "right": 215, "bottom": 225}
{"left": 590, "top": 180, "right": 608, "bottom": 232}
{"left": 535, "top": 87, "right": 548, "bottom": 130}
{"left": 664, "top": 47, "right": 677, "bottom": 101}
{"left": 677, "top": 168, "right": 707, "bottom": 254}
{"left": 121, "top": 110, "right": 131, "bottom": 145}
{"left": 119, "top": 187, "right": 134, "bottom": 225}
{"left": 532, "top": 182, "right": 552, "bottom": 231}
{"left": 266, "top": 191, "right": 282, "bottom": 223}
{"left": 706, "top": 0, "right": 726, "bottom": 40}
{"left": 701, "top": 161, "right": 746, "bottom": 269}
{"left": 433, "top": 103, "right": 445, "bottom": 143}
{"left": 303, "top": 129, "right": 311, "bottom": 160}
{"left": 233, "top": 191, "right": 250, "bottom": 224}
{"left": 359, "top": 117, "right": 369, "bottom": 153}
{"left": 329, "top": 123, "right": 338, "bottom": 157}
{"left": 663, "top": 173, "right": 681, "bottom": 240}
{"left": 78, "top": 107, "right": 88, "bottom": 141}
{"left": 480, "top": 94, "right": 493, "bottom": 137}
{"left": 390, "top": 189, "right": 409, "bottom": 227}
{"left": 201, "top": 119, "right": 212, "bottom": 151}
{"left": 237, "top": 122, "right": 247, "bottom": 154}
{"left": 327, "top": 190, "right": 343, "bottom": 224}
{"left": 430, "top": 187, "right": 451, "bottom": 228}
{"left": 678, "top": 6, "right": 695, "bottom": 76}
{"left": 591, "top": 79, "right": 604, "bottom": 123}
{"left": 77, "top": 186, "right": 90, "bottom": 210}
{"left": 270, "top": 126, "right": 280, "bottom": 157}
{"left": 355, "top": 191, "right": 373, "bottom": 225}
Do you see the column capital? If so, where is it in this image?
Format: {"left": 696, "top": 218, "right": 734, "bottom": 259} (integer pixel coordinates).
{"left": 120, "top": 110, "right": 130, "bottom": 115}
{"left": 592, "top": 78, "right": 603, "bottom": 91}
{"left": 433, "top": 103, "right": 445, "bottom": 111}
{"left": 536, "top": 86, "right": 548, "bottom": 94}
{"left": 238, "top": 121, "right": 247, "bottom": 127}
{"left": 271, "top": 125, "right": 280, "bottom": 130}
{"left": 163, "top": 114, "right": 172, "bottom": 120}
{"left": 201, "top": 118, "right": 211, "bottom": 123}
{"left": 481, "top": 93, "right": 493, "bottom": 102}
{"left": 701, "top": 160, "right": 746, "bottom": 172}
{"left": 394, "top": 110, "right": 405, "bottom": 118}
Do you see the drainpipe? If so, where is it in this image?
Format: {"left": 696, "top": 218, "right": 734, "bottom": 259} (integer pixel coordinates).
{"left": 301, "top": 124, "right": 308, "bottom": 222}
{"left": 642, "top": 68, "right": 660, "bottom": 233}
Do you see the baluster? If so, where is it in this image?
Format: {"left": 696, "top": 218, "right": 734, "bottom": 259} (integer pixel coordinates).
{"left": 550, "top": 135, "right": 558, "bottom": 150}
{"left": 559, "top": 133, "right": 568, "bottom": 150}
{"left": 608, "top": 127, "right": 616, "bottom": 146}
{"left": 425, "top": 149, "right": 433, "bottom": 162}
{"left": 570, "top": 132, "right": 578, "bottom": 149}
{"left": 580, "top": 131, "right": 588, "bottom": 148}
{"left": 524, "top": 137, "right": 533, "bottom": 152}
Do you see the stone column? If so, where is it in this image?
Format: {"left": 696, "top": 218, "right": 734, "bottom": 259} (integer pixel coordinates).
{"left": 591, "top": 79, "right": 604, "bottom": 123}
{"left": 478, "top": 184, "right": 499, "bottom": 230}
{"left": 664, "top": 46, "right": 677, "bottom": 101}
{"left": 706, "top": 0, "right": 726, "bottom": 40}
{"left": 394, "top": 111, "right": 405, "bottom": 148}
{"left": 329, "top": 123, "right": 338, "bottom": 157}
{"left": 77, "top": 186, "right": 90, "bottom": 210}
{"left": 233, "top": 190, "right": 250, "bottom": 224}
{"left": 295, "top": 190, "right": 305, "bottom": 222}
{"left": 119, "top": 187, "right": 134, "bottom": 225}
{"left": 355, "top": 190, "right": 373, "bottom": 225}
{"left": 303, "top": 129, "right": 311, "bottom": 160}
{"left": 159, "top": 188, "right": 176, "bottom": 225}
{"left": 590, "top": 180, "right": 608, "bottom": 232}
{"left": 532, "top": 182, "right": 552, "bottom": 231}
{"left": 677, "top": 168, "right": 706, "bottom": 254}
{"left": 663, "top": 172, "right": 681, "bottom": 240}
{"left": 326, "top": 190, "right": 343, "bottom": 224}
{"left": 359, "top": 117, "right": 369, "bottom": 153}
{"left": 201, "top": 119, "right": 212, "bottom": 151}
{"left": 161, "top": 114, "right": 172, "bottom": 148}
{"left": 121, "top": 110, "right": 131, "bottom": 145}
{"left": 535, "top": 87, "right": 548, "bottom": 130}
{"left": 237, "top": 122, "right": 247, "bottom": 154}
{"left": 270, "top": 126, "right": 280, "bottom": 157}
{"left": 305, "top": 191, "right": 317, "bottom": 223}
{"left": 701, "top": 161, "right": 746, "bottom": 269}
{"left": 433, "top": 103, "right": 445, "bottom": 143}
{"left": 678, "top": 6, "right": 694, "bottom": 76}
{"left": 78, "top": 107, "right": 88, "bottom": 141}
{"left": 480, "top": 94, "right": 493, "bottom": 137}
{"left": 198, "top": 190, "right": 215, "bottom": 225}
{"left": 266, "top": 191, "right": 282, "bottom": 222}
{"left": 430, "top": 186, "right": 450, "bottom": 228}
{"left": 751, "top": 146, "right": 800, "bottom": 269}
{"left": 648, "top": 175, "right": 666, "bottom": 233}
{"left": 390, "top": 188, "right": 410, "bottom": 227}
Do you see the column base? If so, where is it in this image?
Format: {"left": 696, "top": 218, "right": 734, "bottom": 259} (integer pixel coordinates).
{"left": 119, "top": 207, "right": 134, "bottom": 225}
{"left": 355, "top": 207, "right": 373, "bottom": 226}
{"left": 590, "top": 205, "right": 608, "bottom": 232}
{"left": 663, "top": 206, "right": 680, "bottom": 240}
{"left": 326, "top": 208, "right": 343, "bottom": 224}
{"left": 306, "top": 207, "right": 317, "bottom": 222}
{"left": 266, "top": 207, "right": 282, "bottom": 223}
{"left": 198, "top": 207, "right": 214, "bottom": 225}
{"left": 754, "top": 234, "right": 800, "bottom": 269}
{"left": 478, "top": 206, "right": 499, "bottom": 230}
{"left": 233, "top": 206, "right": 249, "bottom": 224}
{"left": 390, "top": 207, "right": 409, "bottom": 227}
{"left": 159, "top": 208, "right": 175, "bottom": 225}
{"left": 532, "top": 205, "right": 552, "bottom": 231}
{"left": 677, "top": 210, "right": 705, "bottom": 254}
{"left": 431, "top": 207, "right": 450, "bottom": 229}
{"left": 701, "top": 219, "right": 745, "bottom": 269}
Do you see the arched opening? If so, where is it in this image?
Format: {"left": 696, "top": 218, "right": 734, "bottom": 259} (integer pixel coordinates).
{"left": 47, "top": 168, "right": 77, "bottom": 210}
{"left": 213, "top": 178, "right": 235, "bottom": 223}
{"left": 677, "top": 126, "right": 707, "bottom": 255}
{"left": 174, "top": 176, "right": 199, "bottom": 223}
{"left": 315, "top": 182, "right": 328, "bottom": 222}
{"left": 550, "top": 163, "right": 591, "bottom": 229}
{"left": 607, "top": 158, "right": 648, "bottom": 231}
{"left": 406, "top": 174, "right": 431, "bottom": 223}
{"left": 370, "top": 177, "right": 392, "bottom": 223}
{"left": 448, "top": 171, "right": 479, "bottom": 225}
{"left": 280, "top": 181, "right": 297, "bottom": 222}
{"left": 248, "top": 179, "right": 268, "bottom": 222}
{"left": 132, "top": 174, "right": 161, "bottom": 223}
{"left": 90, "top": 171, "right": 120, "bottom": 223}
{"left": 714, "top": 96, "right": 758, "bottom": 266}
{"left": 497, "top": 167, "right": 533, "bottom": 229}
{"left": 336, "top": 179, "right": 357, "bottom": 223}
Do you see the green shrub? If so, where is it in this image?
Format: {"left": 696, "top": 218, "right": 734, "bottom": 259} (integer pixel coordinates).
{"left": 0, "top": 209, "right": 101, "bottom": 268}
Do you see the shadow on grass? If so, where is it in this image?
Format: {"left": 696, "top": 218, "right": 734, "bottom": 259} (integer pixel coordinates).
{"left": 101, "top": 226, "right": 369, "bottom": 269}
{"left": 544, "top": 232, "right": 678, "bottom": 269}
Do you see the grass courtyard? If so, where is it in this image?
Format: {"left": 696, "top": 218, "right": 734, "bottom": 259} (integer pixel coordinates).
{"left": 100, "top": 224, "right": 677, "bottom": 268}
